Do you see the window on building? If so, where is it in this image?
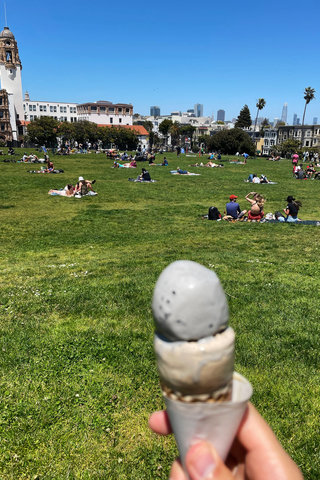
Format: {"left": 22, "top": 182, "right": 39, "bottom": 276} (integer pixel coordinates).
{"left": 118, "top": 108, "right": 122, "bottom": 113}
{"left": 270, "top": 140, "right": 274, "bottom": 146}
{"left": 40, "top": 105, "right": 47, "bottom": 112}
{"left": 91, "top": 106, "right": 97, "bottom": 111}
{"left": 30, "top": 115, "right": 33, "bottom": 121}
{"left": 6, "top": 51, "right": 12, "bottom": 61}
{"left": 119, "top": 118, "right": 122, "bottom": 123}
{"left": 306, "top": 130, "right": 311, "bottom": 137}
{"left": 126, "top": 108, "right": 130, "bottom": 113}
{"left": 264, "top": 140, "right": 269, "bottom": 146}
{"left": 100, "top": 107, "right": 105, "bottom": 112}
{"left": 313, "top": 139, "right": 317, "bottom": 144}
{"left": 50, "top": 106, "right": 54, "bottom": 112}
{"left": 109, "top": 108, "right": 114, "bottom": 113}
{"left": 29, "top": 105, "right": 33, "bottom": 112}
{"left": 305, "top": 140, "right": 310, "bottom": 146}
{"left": 110, "top": 117, "right": 113, "bottom": 124}
{"left": 33, "top": 105, "right": 36, "bottom": 111}
{"left": 0, "top": 111, "right": 3, "bottom": 118}
{"left": 60, "top": 107, "right": 63, "bottom": 113}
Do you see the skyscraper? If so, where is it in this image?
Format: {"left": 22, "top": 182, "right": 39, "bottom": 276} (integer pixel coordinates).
{"left": 150, "top": 106, "right": 160, "bottom": 117}
{"left": 217, "top": 109, "right": 225, "bottom": 122}
{"left": 293, "top": 113, "right": 298, "bottom": 125}
{"left": 194, "top": 103, "right": 203, "bottom": 117}
{"left": 313, "top": 117, "right": 318, "bottom": 125}
{"left": 281, "top": 103, "right": 288, "bottom": 124}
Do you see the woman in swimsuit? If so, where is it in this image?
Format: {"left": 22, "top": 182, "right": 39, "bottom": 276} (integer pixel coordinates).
{"left": 245, "top": 192, "right": 265, "bottom": 221}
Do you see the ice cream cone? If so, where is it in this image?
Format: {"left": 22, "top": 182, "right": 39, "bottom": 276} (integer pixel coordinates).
{"left": 164, "top": 372, "right": 252, "bottom": 472}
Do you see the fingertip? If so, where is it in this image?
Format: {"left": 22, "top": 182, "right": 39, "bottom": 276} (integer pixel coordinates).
{"left": 170, "top": 459, "right": 187, "bottom": 480}
{"left": 148, "top": 410, "right": 172, "bottom": 435}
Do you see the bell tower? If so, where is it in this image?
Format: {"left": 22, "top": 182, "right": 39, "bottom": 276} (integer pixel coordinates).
{"left": 0, "top": 26, "right": 23, "bottom": 140}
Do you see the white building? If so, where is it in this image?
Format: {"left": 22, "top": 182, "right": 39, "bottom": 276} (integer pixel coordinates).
{"left": 77, "top": 101, "right": 133, "bottom": 126}
{"left": 23, "top": 92, "right": 78, "bottom": 123}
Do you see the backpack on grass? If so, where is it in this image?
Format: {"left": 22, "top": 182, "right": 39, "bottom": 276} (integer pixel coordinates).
{"left": 208, "top": 206, "right": 221, "bottom": 220}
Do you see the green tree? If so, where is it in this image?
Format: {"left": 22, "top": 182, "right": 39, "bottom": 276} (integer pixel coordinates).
{"left": 159, "top": 119, "right": 173, "bottom": 145}
{"left": 169, "top": 122, "right": 181, "bottom": 146}
{"left": 58, "top": 122, "right": 75, "bottom": 144}
{"left": 254, "top": 98, "right": 266, "bottom": 134}
{"left": 27, "top": 117, "right": 59, "bottom": 147}
{"left": 180, "top": 124, "right": 196, "bottom": 149}
{"left": 73, "top": 121, "right": 99, "bottom": 144}
{"left": 206, "top": 128, "right": 255, "bottom": 155}
{"left": 302, "top": 87, "right": 315, "bottom": 126}
{"left": 259, "top": 118, "right": 270, "bottom": 137}
{"left": 276, "top": 139, "right": 301, "bottom": 157}
{"left": 235, "top": 105, "right": 252, "bottom": 128}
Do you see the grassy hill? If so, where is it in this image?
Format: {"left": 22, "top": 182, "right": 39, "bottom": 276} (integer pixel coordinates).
{"left": 0, "top": 149, "right": 319, "bottom": 479}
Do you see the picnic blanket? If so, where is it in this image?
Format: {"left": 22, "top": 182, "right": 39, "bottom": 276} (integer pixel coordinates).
{"left": 264, "top": 219, "right": 320, "bottom": 226}
{"left": 29, "top": 169, "right": 64, "bottom": 174}
{"left": 128, "top": 178, "right": 157, "bottom": 183}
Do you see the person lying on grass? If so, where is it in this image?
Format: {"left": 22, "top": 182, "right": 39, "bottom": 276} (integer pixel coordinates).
{"left": 245, "top": 192, "right": 265, "bottom": 222}
{"left": 176, "top": 167, "right": 191, "bottom": 175}
{"left": 48, "top": 184, "right": 74, "bottom": 196}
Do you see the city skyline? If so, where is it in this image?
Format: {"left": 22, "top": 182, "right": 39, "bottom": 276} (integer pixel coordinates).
{"left": 3, "top": 0, "right": 320, "bottom": 124}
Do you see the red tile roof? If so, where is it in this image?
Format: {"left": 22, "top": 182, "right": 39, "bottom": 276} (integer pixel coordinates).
{"left": 96, "top": 124, "right": 149, "bottom": 135}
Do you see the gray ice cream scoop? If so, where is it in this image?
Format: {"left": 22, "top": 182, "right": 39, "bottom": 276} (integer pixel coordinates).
{"left": 152, "top": 260, "right": 229, "bottom": 341}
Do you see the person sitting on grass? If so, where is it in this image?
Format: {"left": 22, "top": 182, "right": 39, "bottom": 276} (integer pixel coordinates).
{"left": 223, "top": 194, "right": 247, "bottom": 221}
{"left": 284, "top": 196, "right": 302, "bottom": 222}
{"left": 45, "top": 160, "right": 54, "bottom": 172}
{"left": 245, "top": 192, "right": 265, "bottom": 222}
{"left": 74, "top": 176, "right": 96, "bottom": 195}
{"left": 306, "top": 163, "right": 316, "bottom": 178}
{"left": 161, "top": 157, "right": 168, "bottom": 166}
{"left": 138, "top": 168, "right": 151, "bottom": 181}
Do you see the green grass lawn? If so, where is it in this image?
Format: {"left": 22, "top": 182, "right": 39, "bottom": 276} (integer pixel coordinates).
{"left": 0, "top": 149, "right": 319, "bottom": 479}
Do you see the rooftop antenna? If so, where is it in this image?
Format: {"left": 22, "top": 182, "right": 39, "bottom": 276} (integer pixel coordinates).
{"left": 4, "top": 2, "right": 7, "bottom": 26}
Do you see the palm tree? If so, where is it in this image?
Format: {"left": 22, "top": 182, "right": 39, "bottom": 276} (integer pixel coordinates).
{"left": 301, "top": 87, "right": 315, "bottom": 148}
{"left": 254, "top": 98, "right": 266, "bottom": 134}
{"left": 302, "top": 87, "right": 315, "bottom": 126}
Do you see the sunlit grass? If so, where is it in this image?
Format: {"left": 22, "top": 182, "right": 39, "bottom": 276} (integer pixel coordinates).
{"left": 0, "top": 149, "right": 319, "bottom": 478}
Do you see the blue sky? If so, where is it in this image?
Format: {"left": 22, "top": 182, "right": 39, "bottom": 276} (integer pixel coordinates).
{"left": 4, "top": 0, "right": 320, "bottom": 123}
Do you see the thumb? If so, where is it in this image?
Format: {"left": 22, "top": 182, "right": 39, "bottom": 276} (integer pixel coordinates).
{"left": 185, "top": 442, "right": 234, "bottom": 480}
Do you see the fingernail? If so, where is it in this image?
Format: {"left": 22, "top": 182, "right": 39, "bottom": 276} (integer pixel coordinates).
{"left": 188, "top": 442, "right": 216, "bottom": 479}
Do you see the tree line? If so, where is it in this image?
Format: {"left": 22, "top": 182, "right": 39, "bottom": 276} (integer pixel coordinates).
{"left": 26, "top": 117, "right": 139, "bottom": 150}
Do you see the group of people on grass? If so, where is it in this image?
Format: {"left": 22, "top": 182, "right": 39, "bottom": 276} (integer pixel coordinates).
{"left": 293, "top": 162, "right": 320, "bottom": 179}
{"left": 48, "top": 176, "right": 97, "bottom": 197}
{"left": 210, "top": 193, "right": 302, "bottom": 222}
